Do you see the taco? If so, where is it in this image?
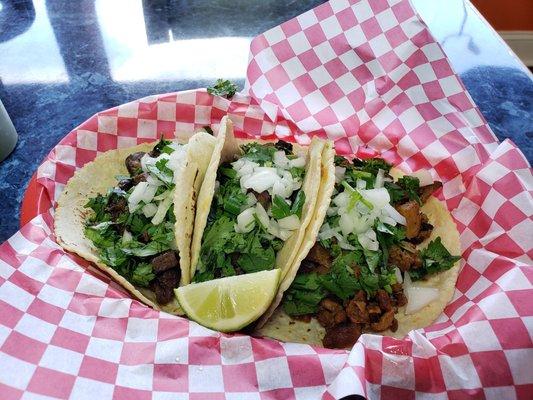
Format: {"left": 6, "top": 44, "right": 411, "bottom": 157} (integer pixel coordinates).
{"left": 55, "top": 121, "right": 228, "bottom": 314}
{"left": 186, "top": 121, "right": 330, "bottom": 329}
{"left": 257, "top": 156, "right": 461, "bottom": 348}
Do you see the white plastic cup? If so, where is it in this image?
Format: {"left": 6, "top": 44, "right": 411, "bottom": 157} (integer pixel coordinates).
{"left": 0, "top": 99, "right": 18, "bottom": 162}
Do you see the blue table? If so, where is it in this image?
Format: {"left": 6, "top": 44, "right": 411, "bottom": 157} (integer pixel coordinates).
{"left": 0, "top": 0, "right": 531, "bottom": 242}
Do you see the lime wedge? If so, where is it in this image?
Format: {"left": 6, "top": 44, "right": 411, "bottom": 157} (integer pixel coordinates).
{"left": 175, "top": 269, "right": 281, "bottom": 332}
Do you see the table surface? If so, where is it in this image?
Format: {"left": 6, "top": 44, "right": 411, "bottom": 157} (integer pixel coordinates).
{"left": 0, "top": 0, "right": 531, "bottom": 243}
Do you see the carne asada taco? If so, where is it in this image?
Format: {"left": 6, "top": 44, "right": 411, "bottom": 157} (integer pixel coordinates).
{"left": 183, "top": 122, "right": 329, "bottom": 330}
{"left": 257, "top": 157, "right": 461, "bottom": 348}
{"left": 55, "top": 122, "right": 228, "bottom": 314}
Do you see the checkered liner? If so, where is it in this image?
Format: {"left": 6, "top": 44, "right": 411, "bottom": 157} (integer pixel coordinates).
{"left": 1, "top": 0, "right": 532, "bottom": 398}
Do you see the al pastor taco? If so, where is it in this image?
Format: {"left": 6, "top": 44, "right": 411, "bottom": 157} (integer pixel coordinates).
{"left": 257, "top": 156, "right": 461, "bottom": 348}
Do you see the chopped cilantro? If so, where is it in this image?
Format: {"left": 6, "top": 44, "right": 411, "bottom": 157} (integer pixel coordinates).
{"left": 130, "top": 263, "right": 155, "bottom": 287}
{"left": 353, "top": 158, "right": 392, "bottom": 174}
{"left": 290, "top": 191, "right": 306, "bottom": 218}
{"left": 271, "top": 195, "right": 291, "bottom": 219}
{"left": 153, "top": 136, "right": 173, "bottom": 155}
{"left": 207, "top": 79, "right": 238, "bottom": 98}
{"left": 410, "top": 237, "right": 461, "bottom": 281}
{"left": 241, "top": 142, "right": 276, "bottom": 165}
{"left": 283, "top": 273, "right": 326, "bottom": 316}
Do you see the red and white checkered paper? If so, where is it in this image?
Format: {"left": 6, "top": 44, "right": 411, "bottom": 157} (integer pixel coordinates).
{"left": 1, "top": 0, "right": 532, "bottom": 398}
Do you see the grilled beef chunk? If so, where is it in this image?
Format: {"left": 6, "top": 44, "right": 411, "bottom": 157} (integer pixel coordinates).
{"left": 346, "top": 298, "right": 369, "bottom": 324}
{"left": 252, "top": 190, "right": 271, "bottom": 210}
{"left": 323, "top": 323, "right": 361, "bottom": 349}
{"left": 105, "top": 195, "right": 127, "bottom": 221}
{"left": 118, "top": 178, "right": 134, "bottom": 192}
{"left": 396, "top": 201, "right": 422, "bottom": 239}
{"left": 317, "top": 298, "right": 346, "bottom": 328}
{"left": 419, "top": 182, "right": 442, "bottom": 204}
{"left": 274, "top": 140, "right": 293, "bottom": 153}
{"left": 151, "top": 268, "right": 180, "bottom": 304}
{"left": 376, "top": 289, "right": 393, "bottom": 312}
{"left": 133, "top": 172, "right": 148, "bottom": 185}
{"left": 388, "top": 244, "right": 422, "bottom": 272}
{"left": 370, "top": 310, "right": 395, "bottom": 332}
{"left": 151, "top": 251, "right": 179, "bottom": 273}
{"left": 125, "top": 152, "right": 146, "bottom": 176}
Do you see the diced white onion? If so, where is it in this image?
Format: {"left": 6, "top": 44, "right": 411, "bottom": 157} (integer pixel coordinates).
{"left": 333, "top": 191, "right": 350, "bottom": 208}
{"left": 361, "top": 188, "right": 390, "bottom": 209}
{"left": 147, "top": 175, "right": 164, "bottom": 187}
{"left": 357, "top": 229, "right": 379, "bottom": 251}
{"left": 356, "top": 179, "right": 366, "bottom": 190}
{"left": 334, "top": 166, "right": 346, "bottom": 183}
{"left": 153, "top": 189, "right": 171, "bottom": 201}
{"left": 339, "top": 213, "right": 355, "bottom": 236}
{"left": 241, "top": 169, "right": 279, "bottom": 193}
{"left": 168, "top": 146, "right": 187, "bottom": 172}
{"left": 122, "top": 230, "right": 132, "bottom": 244}
{"left": 128, "top": 182, "right": 158, "bottom": 212}
{"left": 383, "top": 204, "right": 406, "bottom": 225}
{"left": 326, "top": 206, "right": 338, "bottom": 216}
{"left": 273, "top": 151, "right": 290, "bottom": 168}
{"left": 255, "top": 203, "right": 269, "bottom": 228}
{"left": 278, "top": 215, "right": 301, "bottom": 230}
{"left": 375, "top": 169, "right": 385, "bottom": 188}
{"left": 235, "top": 208, "right": 256, "bottom": 233}
{"left": 142, "top": 203, "right": 158, "bottom": 218}
{"left": 289, "top": 156, "right": 306, "bottom": 168}
{"left": 278, "top": 229, "right": 293, "bottom": 241}
{"left": 151, "top": 189, "right": 175, "bottom": 225}
{"left": 246, "top": 192, "right": 257, "bottom": 207}
{"left": 394, "top": 267, "right": 403, "bottom": 283}
{"left": 410, "top": 170, "right": 433, "bottom": 186}
{"left": 403, "top": 271, "right": 440, "bottom": 314}
{"left": 405, "top": 286, "right": 440, "bottom": 314}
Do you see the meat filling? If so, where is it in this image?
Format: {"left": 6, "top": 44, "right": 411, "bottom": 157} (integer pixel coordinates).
{"left": 150, "top": 268, "right": 180, "bottom": 305}
{"left": 251, "top": 190, "right": 271, "bottom": 210}
{"left": 396, "top": 201, "right": 422, "bottom": 239}
{"left": 151, "top": 251, "right": 179, "bottom": 273}
{"left": 388, "top": 244, "right": 422, "bottom": 272}
{"left": 301, "top": 243, "right": 333, "bottom": 275}
{"left": 105, "top": 195, "right": 127, "bottom": 221}
{"left": 419, "top": 182, "right": 442, "bottom": 204}
{"left": 125, "top": 151, "right": 146, "bottom": 176}
{"left": 323, "top": 324, "right": 362, "bottom": 349}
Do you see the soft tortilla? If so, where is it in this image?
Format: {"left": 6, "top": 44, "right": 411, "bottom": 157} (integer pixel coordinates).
{"left": 257, "top": 174, "right": 461, "bottom": 345}
{"left": 189, "top": 125, "right": 327, "bottom": 290}
{"left": 55, "top": 131, "right": 218, "bottom": 314}
{"left": 256, "top": 141, "right": 336, "bottom": 329}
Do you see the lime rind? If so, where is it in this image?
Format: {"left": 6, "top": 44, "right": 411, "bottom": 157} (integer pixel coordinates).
{"left": 175, "top": 269, "right": 281, "bottom": 332}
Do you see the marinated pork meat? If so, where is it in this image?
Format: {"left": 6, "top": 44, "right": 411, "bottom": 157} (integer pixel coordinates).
{"left": 388, "top": 245, "right": 423, "bottom": 272}
{"left": 317, "top": 298, "right": 346, "bottom": 328}
{"left": 396, "top": 201, "right": 422, "bottom": 239}
{"left": 370, "top": 310, "right": 395, "bottom": 332}
{"left": 419, "top": 182, "right": 442, "bottom": 204}
{"left": 322, "top": 323, "right": 362, "bottom": 349}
